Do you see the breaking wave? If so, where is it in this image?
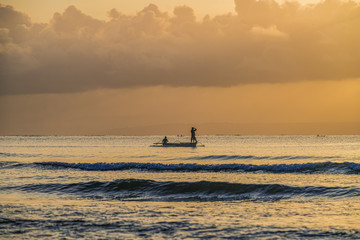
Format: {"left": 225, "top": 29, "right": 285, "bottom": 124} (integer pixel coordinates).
{"left": 6, "top": 179, "right": 360, "bottom": 202}
{"left": 188, "top": 154, "right": 341, "bottom": 160}
{"left": 32, "top": 161, "right": 360, "bottom": 174}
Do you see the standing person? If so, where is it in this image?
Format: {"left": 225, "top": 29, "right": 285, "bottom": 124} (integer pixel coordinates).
{"left": 191, "top": 127, "right": 197, "bottom": 143}
{"left": 162, "top": 136, "right": 168, "bottom": 145}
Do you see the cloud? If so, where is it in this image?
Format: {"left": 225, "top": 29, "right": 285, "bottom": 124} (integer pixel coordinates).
{"left": 0, "top": 4, "right": 31, "bottom": 29}
{"left": 249, "top": 25, "right": 289, "bottom": 40}
{"left": 0, "top": 1, "right": 360, "bottom": 95}
{"left": 50, "top": 5, "right": 103, "bottom": 34}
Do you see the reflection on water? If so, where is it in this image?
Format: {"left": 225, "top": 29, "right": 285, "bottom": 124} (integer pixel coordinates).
{"left": 1, "top": 135, "right": 360, "bottom": 239}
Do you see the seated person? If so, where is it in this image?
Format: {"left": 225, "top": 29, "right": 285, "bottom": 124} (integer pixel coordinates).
{"left": 162, "top": 136, "right": 168, "bottom": 144}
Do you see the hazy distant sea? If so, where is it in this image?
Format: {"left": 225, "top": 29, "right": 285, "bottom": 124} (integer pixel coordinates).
{"left": 1, "top": 135, "right": 360, "bottom": 239}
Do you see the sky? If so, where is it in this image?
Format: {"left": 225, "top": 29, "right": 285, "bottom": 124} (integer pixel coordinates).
{"left": 0, "top": 0, "right": 360, "bottom": 135}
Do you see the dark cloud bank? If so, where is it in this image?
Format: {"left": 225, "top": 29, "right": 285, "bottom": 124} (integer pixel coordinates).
{"left": 1, "top": 0, "right": 360, "bottom": 95}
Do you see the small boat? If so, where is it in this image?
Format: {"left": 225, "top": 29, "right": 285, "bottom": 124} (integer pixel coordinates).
{"left": 151, "top": 141, "right": 204, "bottom": 147}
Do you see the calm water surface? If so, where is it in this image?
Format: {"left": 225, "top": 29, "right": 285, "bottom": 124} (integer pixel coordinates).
{"left": 1, "top": 135, "right": 360, "bottom": 239}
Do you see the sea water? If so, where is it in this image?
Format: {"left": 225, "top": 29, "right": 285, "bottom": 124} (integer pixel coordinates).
{"left": 0, "top": 135, "right": 359, "bottom": 239}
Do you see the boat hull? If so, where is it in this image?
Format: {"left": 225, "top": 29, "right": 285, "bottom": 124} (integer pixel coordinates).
{"left": 151, "top": 142, "right": 198, "bottom": 147}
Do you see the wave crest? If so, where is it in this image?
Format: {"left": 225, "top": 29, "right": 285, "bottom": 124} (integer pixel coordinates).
{"left": 190, "top": 154, "right": 341, "bottom": 160}
{"left": 8, "top": 179, "right": 360, "bottom": 202}
{"left": 34, "top": 161, "right": 360, "bottom": 174}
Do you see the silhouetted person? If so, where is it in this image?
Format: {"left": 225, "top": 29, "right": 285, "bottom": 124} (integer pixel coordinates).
{"left": 191, "top": 127, "right": 197, "bottom": 143}
{"left": 162, "top": 136, "right": 168, "bottom": 145}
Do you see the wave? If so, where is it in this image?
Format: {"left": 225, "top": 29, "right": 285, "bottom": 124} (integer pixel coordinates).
{"left": 1, "top": 217, "right": 358, "bottom": 239}
{"left": 33, "top": 161, "right": 360, "bottom": 174}
{"left": 0, "top": 152, "right": 80, "bottom": 159}
{"left": 0, "top": 161, "right": 26, "bottom": 169}
{"left": 5, "top": 179, "right": 360, "bottom": 202}
{"left": 189, "top": 154, "right": 341, "bottom": 160}
{"left": 0, "top": 152, "right": 42, "bottom": 158}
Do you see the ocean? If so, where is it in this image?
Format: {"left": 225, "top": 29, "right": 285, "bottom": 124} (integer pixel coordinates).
{"left": 1, "top": 135, "right": 360, "bottom": 239}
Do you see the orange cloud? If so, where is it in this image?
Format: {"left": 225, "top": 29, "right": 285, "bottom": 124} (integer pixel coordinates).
{"left": 0, "top": 1, "right": 360, "bottom": 95}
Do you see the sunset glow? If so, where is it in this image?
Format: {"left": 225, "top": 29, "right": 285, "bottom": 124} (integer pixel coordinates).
{"left": 1, "top": 2, "right": 360, "bottom": 238}
{"left": 0, "top": 0, "right": 359, "bottom": 135}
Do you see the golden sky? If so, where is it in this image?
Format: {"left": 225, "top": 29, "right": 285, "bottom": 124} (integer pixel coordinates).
{"left": 0, "top": 0, "right": 359, "bottom": 135}
{"left": 0, "top": 0, "right": 322, "bottom": 22}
